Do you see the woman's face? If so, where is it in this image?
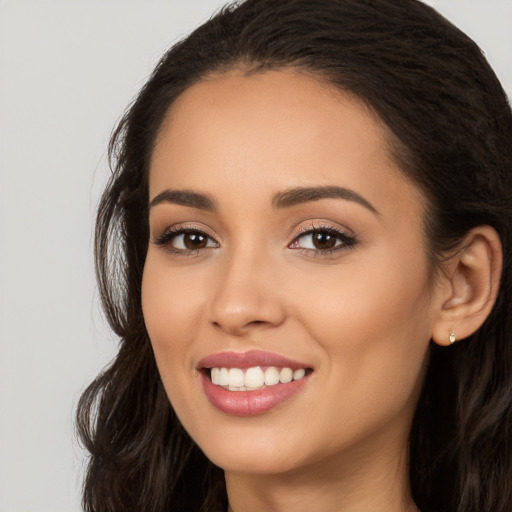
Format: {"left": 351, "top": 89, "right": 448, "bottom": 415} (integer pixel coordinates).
{"left": 142, "top": 70, "right": 443, "bottom": 476}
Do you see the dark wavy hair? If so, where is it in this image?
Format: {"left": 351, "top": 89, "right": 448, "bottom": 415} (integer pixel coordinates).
{"left": 76, "top": 1, "right": 512, "bottom": 511}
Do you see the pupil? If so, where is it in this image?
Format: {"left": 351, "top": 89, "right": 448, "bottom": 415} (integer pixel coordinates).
{"left": 184, "top": 232, "right": 207, "bottom": 249}
{"left": 313, "top": 231, "right": 336, "bottom": 250}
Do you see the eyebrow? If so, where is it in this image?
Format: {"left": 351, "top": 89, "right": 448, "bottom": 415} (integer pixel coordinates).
{"left": 149, "top": 185, "right": 378, "bottom": 215}
{"left": 272, "top": 186, "right": 378, "bottom": 214}
{"left": 149, "top": 189, "right": 217, "bottom": 211}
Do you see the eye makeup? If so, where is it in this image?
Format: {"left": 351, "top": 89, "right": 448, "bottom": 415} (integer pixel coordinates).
{"left": 152, "top": 219, "right": 358, "bottom": 259}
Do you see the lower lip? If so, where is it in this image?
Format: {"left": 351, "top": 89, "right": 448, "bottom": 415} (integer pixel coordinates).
{"left": 200, "top": 372, "right": 310, "bottom": 416}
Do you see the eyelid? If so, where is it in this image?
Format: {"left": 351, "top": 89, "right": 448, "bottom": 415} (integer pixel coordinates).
{"left": 293, "top": 220, "right": 354, "bottom": 237}
{"left": 152, "top": 222, "right": 218, "bottom": 242}
{"left": 290, "top": 220, "right": 355, "bottom": 241}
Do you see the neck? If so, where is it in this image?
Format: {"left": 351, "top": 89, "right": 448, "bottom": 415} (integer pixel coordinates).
{"left": 225, "top": 438, "right": 419, "bottom": 512}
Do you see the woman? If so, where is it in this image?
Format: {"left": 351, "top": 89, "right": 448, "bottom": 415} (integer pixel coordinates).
{"left": 77, "top": 0, "right": 512, "bottom": 511}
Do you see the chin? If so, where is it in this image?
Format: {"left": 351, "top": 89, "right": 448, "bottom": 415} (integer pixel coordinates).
{"left": 189, "top": 420, "right": 312, "bottom": 475}
{"left": 205, "top": 447, "right": 303, "bottom": 476}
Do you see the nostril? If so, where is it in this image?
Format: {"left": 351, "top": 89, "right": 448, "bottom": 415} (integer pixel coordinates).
{"left": 211, "top": 318, "right": 274, "bottom": 335}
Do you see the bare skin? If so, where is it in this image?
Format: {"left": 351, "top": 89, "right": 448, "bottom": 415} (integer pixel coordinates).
{"left": 225, "top": 436, "right": 418, "bottom": 512}
{"left": 142, "top": 70, "right": 501, "bottom": 512}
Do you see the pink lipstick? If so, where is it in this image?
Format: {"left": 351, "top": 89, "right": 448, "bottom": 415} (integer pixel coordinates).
{"left": 198, "top": 350, "right": 313, "bottom": 416}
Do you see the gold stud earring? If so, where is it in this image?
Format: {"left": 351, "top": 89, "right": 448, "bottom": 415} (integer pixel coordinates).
{"left": 449, "top": 330, "right": 456, "bottom": 344}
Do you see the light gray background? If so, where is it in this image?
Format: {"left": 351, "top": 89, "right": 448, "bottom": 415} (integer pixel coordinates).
{"left": 0, "top": 1, "right": 510, "bottom": 511}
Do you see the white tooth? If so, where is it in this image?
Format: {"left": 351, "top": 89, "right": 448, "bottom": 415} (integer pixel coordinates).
{"left": 219, "top": 368, "right": 230, "bottom": 386}
{"left": 229, "top": 385, "right": 246, "bottom": 391}
{"left": 264, "top": 366, "right": 280, "bottom": 386}
{"left": 229, "top": 368, "right": 245, "bottom": 388}
{"left": 211, "top": 367, "right": 220, "bottom": 385}
{"left": 293, "top": 368, "right": 306, "bottom": 380}
{"left": 245, "top": 367, "right": 265, "bottom": 388}
{"left": 279, "top": 367, "right": 293, "bottom": 384}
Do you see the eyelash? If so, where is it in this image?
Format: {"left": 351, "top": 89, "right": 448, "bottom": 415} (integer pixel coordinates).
{"left": 153, "top": 223, "right": 357, "bottom": 257}
{"left": 289, "top": 223, "right": 357, "bottom": 256}
{"left": 154, "top": 225, "right": 219, "bottom": 256}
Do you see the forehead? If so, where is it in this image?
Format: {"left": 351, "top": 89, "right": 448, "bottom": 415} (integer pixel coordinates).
{"left": 149, "top": 69, "right": 423, "bottom": 221}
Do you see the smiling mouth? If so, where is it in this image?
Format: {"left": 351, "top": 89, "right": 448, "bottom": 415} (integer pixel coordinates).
{"left": 206, "top": 366, "right": 313, "bottom": 391}
{"left": 198, "top": 351, "right": 314, "bottom": 415}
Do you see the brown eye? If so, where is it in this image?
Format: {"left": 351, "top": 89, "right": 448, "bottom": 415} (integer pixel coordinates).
{"left": 311, "top": 230, "right": 338, "bottom": 250}
{"left": 155, "top": 228, "right": 218, "bottom": 253}
{"left": 181, "top": 231, "right": 208, "bottom": 249}
{"left": 293, "top": 229, "right": 342, "bottom": 251}
{"left": 289, "top": 226, "right": 357, "bottom": 254}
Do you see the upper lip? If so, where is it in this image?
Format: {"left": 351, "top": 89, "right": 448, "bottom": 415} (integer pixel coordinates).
{"left": 198, "top": 350, "right": 312, "bottom": 371}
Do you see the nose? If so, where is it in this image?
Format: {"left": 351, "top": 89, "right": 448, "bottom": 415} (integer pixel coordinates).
{"left": 208, "top": 250, "right": 286, "bottom": 336}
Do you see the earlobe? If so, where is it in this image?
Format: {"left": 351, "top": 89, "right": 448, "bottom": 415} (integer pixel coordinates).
{"left": 431, "top": 226, "right": 502, "bottom": 346}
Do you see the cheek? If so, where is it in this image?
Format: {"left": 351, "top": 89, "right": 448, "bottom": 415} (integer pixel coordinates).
{"left": 300, "top": 232, "right": 433, "bottom": 336}
{"left": 311, "top": 267, "right": 431, "bottom": 346}
{"left": 141, "top": 255, "right": 206, "bottom": 368}
{"left": 290, "top": 247, "right": 434, "bottom": 402}
{"left": 141, "top": 255, "right": 212, "bottom": 425}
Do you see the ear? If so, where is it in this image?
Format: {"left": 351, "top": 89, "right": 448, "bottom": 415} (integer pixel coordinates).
{"left": 431, "top": 226, "right": 502, "bottom": 346}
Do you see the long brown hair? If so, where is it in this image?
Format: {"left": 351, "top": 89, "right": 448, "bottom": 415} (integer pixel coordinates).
{"left": 77, "top": 1, "right": 512, "bottom": 510}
